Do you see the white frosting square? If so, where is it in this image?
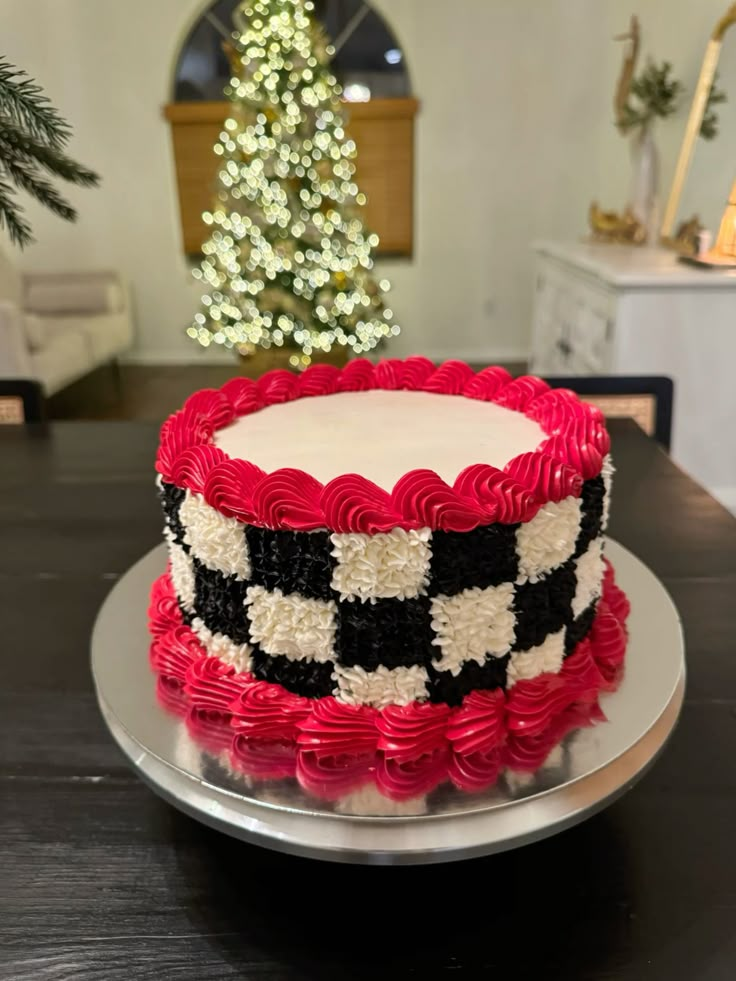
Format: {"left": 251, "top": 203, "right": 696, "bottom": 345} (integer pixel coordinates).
{"left": 180, "top": 491, "right": 251, "bottom": 581}
{"left": 515, "top": 497, "right": 582, "bottom": 582}
{"left": 330, "top": 527, "right": 432, "bottom": 602}
{"left": 430, "top": 583, "right": 515, "bottom": 676}
{"left": 572, "top": 538, "right": 605, "bottom": 618}
{"left": 506, "top": 628, "right": 565, "bottom": 686}
{"left": 333, "top": 663, "right": 429, "bottom": 707}
{"left": 245, "top": 585, "right": 337, "bottom": 662}
{"left": 166, "top": 530, "right": 195, "bottom": 612}
{"left": 191, "top": 616, "right": 253, "bottom": 674}
{"left": 601, "top": 454, "right": 614, "bottom": 531}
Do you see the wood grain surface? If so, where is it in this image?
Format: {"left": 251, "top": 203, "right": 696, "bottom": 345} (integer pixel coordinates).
{"left": 2, "top": 419, "right": 736, "bottom": 980}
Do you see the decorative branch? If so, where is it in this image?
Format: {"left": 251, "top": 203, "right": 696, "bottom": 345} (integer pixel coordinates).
{"left": 700, "top": 73, "right": 727, "bottom": 141}
{"left": 712, "top": 1, "right": 736, "bottom": 41}
{"left": 619, "top": 60, "right": 684, "bottom": 132}
{"left": 0, "top": 178, "right": 33, "bottom": 247}
{"left": 613, "top": 15, "right": 641, "bottom": 133}
{"left": 0, "top": 59, "right": 99, "bottom": 247}
{"left": 0, "top": 120, "right": 99, "bottom": 185}
{"left": 614, "top": 48, "right": 725, "bottom": 142}
{"left": 1, "top": 156, "right": 77, "bottom": 222}
{"left": 0, "top": 58, "right": 70, "bottom": 148}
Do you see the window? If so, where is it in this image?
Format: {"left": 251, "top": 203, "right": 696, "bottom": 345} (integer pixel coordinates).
{"left": 166, "top": 0, "right": 417, "bottom": 255}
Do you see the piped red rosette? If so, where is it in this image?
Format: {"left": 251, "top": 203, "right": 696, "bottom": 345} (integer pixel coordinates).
{"left": 148, "top": 561, "right": 629, "bottom": 799}
{"left": 155, "top": 357, "right": 610, "bottom": 533}
{"left": 230, "top": 737, "right": 299, "bottom": 781}
{"left": 296, "top": 750, "right": 375, "bottom": 801}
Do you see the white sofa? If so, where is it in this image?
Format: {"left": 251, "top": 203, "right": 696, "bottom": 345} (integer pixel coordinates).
{"left": 0, "top": 249, "right": 133, "bottom": 396}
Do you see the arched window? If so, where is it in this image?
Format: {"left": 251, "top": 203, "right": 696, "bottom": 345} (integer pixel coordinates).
{"left": 165, "top": 1, "right": 417, "bottom": 255}
{"left": 174, "top": 0, "right": 410, "bottom": 101}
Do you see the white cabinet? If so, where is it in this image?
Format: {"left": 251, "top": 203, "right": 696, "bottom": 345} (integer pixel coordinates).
{"left": 530, "top": 241, "right": 736, "bottom": 512}
{"left": 533, "top": 262, "right": 616, "bottom": 373}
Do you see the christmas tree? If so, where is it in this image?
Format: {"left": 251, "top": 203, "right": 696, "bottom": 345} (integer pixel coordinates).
{"left": 188, "top": 0, "right": 398, "bottom": 368}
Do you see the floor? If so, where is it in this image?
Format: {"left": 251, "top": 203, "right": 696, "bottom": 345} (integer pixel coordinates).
{"left": 47, "top": 360, "right": 527, "bottom": 421}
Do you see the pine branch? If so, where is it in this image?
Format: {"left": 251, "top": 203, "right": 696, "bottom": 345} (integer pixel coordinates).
{"left": 1, "top": 157, "right": 76, "bottom": 221}
{"left": 620, "top": 60, "right": 683, "bottom": 132}
{"left": 700, "top": 73, "right": 727, "bottom": 141}
{"left": 30, "top": 135, "right": 99, "bottom": 186}
{"left": 0, "top": 118, "right": 99, "bottom": 186}
{"left": 0, "top": 58, "right": 71, "bottom": 148}
{"left": 0, "top": 177, "right": 33, "bottom": 247}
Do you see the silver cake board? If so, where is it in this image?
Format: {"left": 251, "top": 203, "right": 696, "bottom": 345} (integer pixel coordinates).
{"left": 91, "top": 539, "right": 685, "bottom": 865}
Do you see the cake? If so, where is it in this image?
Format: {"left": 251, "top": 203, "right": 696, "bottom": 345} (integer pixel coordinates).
{"left": 149, "top": 357, "right": 629, "bottom": 800}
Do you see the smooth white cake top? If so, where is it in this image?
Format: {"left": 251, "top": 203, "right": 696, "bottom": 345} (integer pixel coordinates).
{"left": 214, "top": 390, "right": 545, "bottom": 487}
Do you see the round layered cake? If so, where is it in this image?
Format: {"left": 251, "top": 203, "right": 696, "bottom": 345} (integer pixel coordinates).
{"left": 150, "top": 357, "right": 629, "bottom": 796}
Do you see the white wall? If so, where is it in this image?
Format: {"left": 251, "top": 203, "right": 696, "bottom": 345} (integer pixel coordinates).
{"left": 2, "top": 0, "right": 735, "bottom": 364}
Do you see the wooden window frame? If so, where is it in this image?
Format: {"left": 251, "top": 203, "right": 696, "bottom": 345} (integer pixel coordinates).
{"left": 163, "top": 97, "right": 418, "bottom": 257}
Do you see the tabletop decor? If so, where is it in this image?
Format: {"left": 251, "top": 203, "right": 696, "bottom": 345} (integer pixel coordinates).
{"left": 661, "top": 2, "right": 736, "bottom": 247}
{"left": 679, "top": 176, "right": 736, "bottom": 268}
{"left": 589, "top": 14, "right": 725, "bottom": 249}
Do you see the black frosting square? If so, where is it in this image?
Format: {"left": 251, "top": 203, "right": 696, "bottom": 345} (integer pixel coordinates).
{"left": 428, "top": 523, "right": 520, "bottom": 596}
{"left": 192, "top": 560, "right": 251, "bottom": 644}
{"left": 512, "top": 560, "right": 577, "bottom": 652}
{"left": 427, "top": 654, "right": 510, "bottom": 706}
{"left": 159, "top": 480, "right": 188, "bottom": 549}
{"left": 178, "top": 603, "right": 195, "bottom": 627}
{"left": 564, "top": 600, "right": 598, "bottom": 656}
{"left": 575, "top": 476, "right": 605, "bottom": 558}
{"left": 250, "top": 648, "right": 335, "bottom": 698}
{"left": 245, "top": 527, "right": 335, "bottom": 600}
{"left": 335, "top": 596, "right": 433, "bottom": 671}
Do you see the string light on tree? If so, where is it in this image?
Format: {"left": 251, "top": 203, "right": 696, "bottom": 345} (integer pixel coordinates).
{"left": 188, "top": 0, "right": 399, "bottom": 367}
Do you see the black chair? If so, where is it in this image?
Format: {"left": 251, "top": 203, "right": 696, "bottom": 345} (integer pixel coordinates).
{"left": 0, "top": 380, "right": 45, "bottom": 424}
{"left": 542, "top": 375, "right": 674, "bottom": 451}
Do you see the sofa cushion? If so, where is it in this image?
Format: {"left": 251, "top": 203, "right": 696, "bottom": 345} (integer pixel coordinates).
{"left": 25, "top": 278, "right": 123, "bottom": 315}
{"left": 23, "top": 313, "right": 97, "bottom": 351}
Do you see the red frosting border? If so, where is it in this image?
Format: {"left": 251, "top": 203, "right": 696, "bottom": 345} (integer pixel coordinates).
{"left": 155, "top": 357, "right": 610, "bottom": 533}
{"left": 148, "top": 558, "right": 629, "bottom": 800}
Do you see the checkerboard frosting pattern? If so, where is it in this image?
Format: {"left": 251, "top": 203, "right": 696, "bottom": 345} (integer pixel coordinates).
{"left": 159, "top": 469, "right": 609, "bottom": 708}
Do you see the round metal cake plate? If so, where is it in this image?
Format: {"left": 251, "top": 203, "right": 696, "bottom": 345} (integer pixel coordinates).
{"left": 91, "top": 539, "right": 685, "bottom": 865}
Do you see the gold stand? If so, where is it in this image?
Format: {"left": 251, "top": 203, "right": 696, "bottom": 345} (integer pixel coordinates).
{"left": 661, "top": 3, "right": 736, "bottom": 242}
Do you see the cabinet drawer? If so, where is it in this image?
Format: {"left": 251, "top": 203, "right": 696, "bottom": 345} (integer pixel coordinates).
{"left": 580, "top": 305, "right": 614, "bottom": 370}
{"left": 531, "top": 265, "right": 569, "bottom": 371}
{"left": 568, "top": 281, "right": 615, "bottom": 371}
{"left": 531, "top": 261, "right": 616, "bottom": 374}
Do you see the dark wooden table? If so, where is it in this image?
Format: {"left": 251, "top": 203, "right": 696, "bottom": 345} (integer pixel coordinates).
{"left": 2, "top": 420, "right": 736, "bottom": 980}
